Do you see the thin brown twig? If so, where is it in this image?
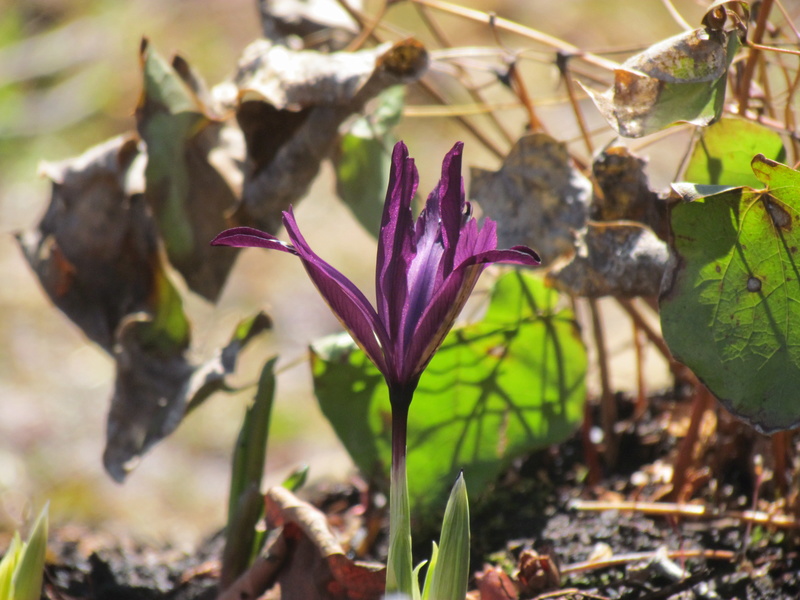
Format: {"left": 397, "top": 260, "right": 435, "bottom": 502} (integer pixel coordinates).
{"left": 660, "top": 0, "right": 692, "bottom": 31}
{"left": 569, "top": 498, "right": 800, "bottom": 529}
{"left": 559, "top": 548, "right": 736, "bottom": 576}
{"left": 558, "top": 53, "right": 594, "bottom": 156}
{"left": 669, "top": 384, "right": 713, "bottom": 502}
{"left": 588, "top": 298, "right": 617, "bottom": 467}
{"left": 774, "top": 0, "right": 800, "bottom": 41}
{"left": 413, "top": 3, "right": 516, "bottom": 145}
{"left": 414, "top": 79, "right": 506, "bottom": 158}
{"left": 408, "top": 0, "right": 620, "bottom": 72}
{"left": 738, "top": 0, "right": 775, "bottom": 114}
{"left": 615, "top": 298, "right": 673, "bottom": 366}
{"left": 748, "top": 42, "right": 800, "bottom": 57}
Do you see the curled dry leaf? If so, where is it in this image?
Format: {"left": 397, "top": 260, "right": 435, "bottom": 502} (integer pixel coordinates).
{"left": 470, "top": 133, "right": 592, "bottom": 266}
{"left": 547, "top": 221, "right": 669, "bottom": 298}
{"left": 104, "top": 311, "right": 271, "bottom": 482}
{"left": 17, "top": 134, "right": 270, "bottom": 480}
{"left": 582, "top": 1, "right": 747, "bottom": 138}
{"left": 474, "top": 564, "right": 519, "bottom": 600}
{"left": 217, "top": 37, "right": 428, "bottom": 232}
{"left": 592, "top": 144, "right": 668, "bottom": 240}
{"left": 18, "top": 134, "right": 152, "bottom": 353}
{"left": 136, "top": 39, "right": 243, "bottom": 302}
{"left": 258, "top": 487, "right": 385, "bottom": 600}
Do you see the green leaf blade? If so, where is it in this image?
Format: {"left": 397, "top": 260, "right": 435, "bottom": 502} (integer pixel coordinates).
{"left": 661, "top": 159, "right": 800, "bottom": 431}
{"left": 425, "top": 473, "right": 470, "bottom": 600}
{"left": 312, "top": 272, "right": 586, "bottom": 512}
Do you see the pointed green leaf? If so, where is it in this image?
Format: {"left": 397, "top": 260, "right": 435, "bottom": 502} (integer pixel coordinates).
{"left": 684, "top": 117, "right": 786, "bottom": 187}
{"left": 311, "top": 272, "right": 586, "bottom": 513}
{"left": 0, "top": 533, "right": 22, "bottom": 599}
{"left": 13, "top": 503, "right": 48, "bottom": 600}
{"left": 281, "top": 464, "right": 309, "bottom": 492}
{"left": 661, "top": 156, "right": 800, "bottom": 432}
{"left": 421, "top": 543, "right": 438, "bottom": 600}
{"left": 425, "top": 474, "right": 469, "bottom": 600}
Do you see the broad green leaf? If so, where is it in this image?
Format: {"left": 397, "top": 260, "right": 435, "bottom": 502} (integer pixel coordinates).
{"left": 334, "top": 86, "right": 405, "bottom": 236}
{"left": 425, "top": 474, "right": 469, "bottom": 600}
{"left": 311, "top": 271, "right": 586, "bottom": 512}
{"left": 684, "top": 117, "right": 786, "bottom": 187}
{"left": 661, "top": 155, "right": 800, "bottom": 432}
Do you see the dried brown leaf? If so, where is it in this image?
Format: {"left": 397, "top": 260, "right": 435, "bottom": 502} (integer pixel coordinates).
{"left": 218, "top": 38, "right": 428, "bottom": 232}
{"left": 546, "top": 221, "right": 669, "bottom": 298}
{"left": 592, "top": 144, "right": 667, "bottom": 239}
{"left": 470, "top": 133, "right": 592, "bottom": 265}
{"left": 18, "top": 134, "right": 153, "bottom": 352}
{"left": 264, "top": 487, "right": 385, "bottom": 600}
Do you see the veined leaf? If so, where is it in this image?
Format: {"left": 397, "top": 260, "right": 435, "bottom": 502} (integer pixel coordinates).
{"left": 662, "top": 155, "right": 800, "bottom": 432}
{"left": 311, "top": 271, "right": 586, "bottom": 513}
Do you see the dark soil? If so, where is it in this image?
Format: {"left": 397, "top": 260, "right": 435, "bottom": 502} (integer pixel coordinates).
{"left": 38, "top": 392, "right": 800, "bottom": 599}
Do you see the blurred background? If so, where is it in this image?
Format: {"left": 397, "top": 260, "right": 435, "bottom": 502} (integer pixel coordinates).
{"left": 0, "top": 0, "right": 706, "bottom": 546}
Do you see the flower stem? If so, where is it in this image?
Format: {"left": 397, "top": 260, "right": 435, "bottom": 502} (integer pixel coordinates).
{"left": 386, "top": 385, "right": 414, "bottom": 596}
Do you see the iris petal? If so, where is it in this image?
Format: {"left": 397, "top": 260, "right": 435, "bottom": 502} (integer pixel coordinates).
{"left": 281, "top": 209, "right": 391, "bottom": 376}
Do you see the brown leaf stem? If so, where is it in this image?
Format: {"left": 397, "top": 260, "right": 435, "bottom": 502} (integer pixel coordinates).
{"left": 738, "top": 0, "right": 775, "bottom": 114}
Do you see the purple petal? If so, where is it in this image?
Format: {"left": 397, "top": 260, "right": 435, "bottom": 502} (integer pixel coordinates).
{"left": 403, "top": 240, "right": 540, "bottom": 380}
{"left": 401, "top": 264, "right": 484, "bottom": 381}
{"left": 211, "top": 227, "right": 299, "bottom": 255}
{"left": 376, "top": 142, "right": 418, "bottom": 340}
{"left": 436, "top": 142, "right": 466, "bottom": 270}
{"left": 281, "top": 209, "right": 390, "bottom": 375}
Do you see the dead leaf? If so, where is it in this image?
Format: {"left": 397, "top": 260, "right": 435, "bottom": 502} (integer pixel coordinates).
{"left": 216, "top": 38, "right": 427, "bottom": 232}
{"left": 582, "top": 2, "right": 747, "bottom": 139}
{"left": 546, "top": 221, "right": 669, "bottom": 298}
{"left": 474, "top": 564, "right": 518, "bottom": 600}
{"left": 263, "top": 487, "right": 386, "bottom": 600}
{"left": 592, "top": 144, "right": 667, "bottom": 239}
{"left": 18, "top": 134, "right": 153, "bottom": 353}
{"left": 136, "top": 39, "right": 242, "bottom": 302}
{"left": 104, "top": 312, "right": 271, "bottom": 482}
{"left": 470, "top": 133, "right": 592, "bottom": 265}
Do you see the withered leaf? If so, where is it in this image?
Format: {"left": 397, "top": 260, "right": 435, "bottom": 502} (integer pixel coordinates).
{"left": 583, "top": 2, "right": 746, "bottom": 138}
{"left": 136, "top": 39, "right": 242, "bottom": 301}
{"left": 18, "top": 134, "right": 153, "bottom": 353}
{"left": 470, "top": 133, "right": 592, "bottom": 265}
{"left": 546, "top": 221, "right": 669, "bottom": 298}
{"left": 592, "top": 144, "right": 667, "bottom": 239}
{"left": 104, "top": 311, "right": 271, "bottom": 482}
{"left": 264, "top": 487, "right": 385, "bottom": 600}
{"left": 219, "top": 38, "right": 428, "bottom": 232}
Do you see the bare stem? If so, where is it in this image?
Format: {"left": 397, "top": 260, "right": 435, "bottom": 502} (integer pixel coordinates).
{"left": 385, "top": 385, "right": 414, "bottom": 595}
{"left": 738, "top": 0, "right": 775, "bottom": 114}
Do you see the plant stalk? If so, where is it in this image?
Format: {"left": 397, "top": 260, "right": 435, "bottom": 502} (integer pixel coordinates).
{"left": 386, "top": 385, "right": 415, "bottom": 596}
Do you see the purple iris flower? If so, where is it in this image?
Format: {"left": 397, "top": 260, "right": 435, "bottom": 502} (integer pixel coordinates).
{"left": 212, "top": 141, "right": 540, "bottom": 406}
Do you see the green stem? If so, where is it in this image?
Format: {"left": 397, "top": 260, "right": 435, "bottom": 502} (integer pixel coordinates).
{"left": 386, "top": 384, "right": 415, "bottom": 595}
